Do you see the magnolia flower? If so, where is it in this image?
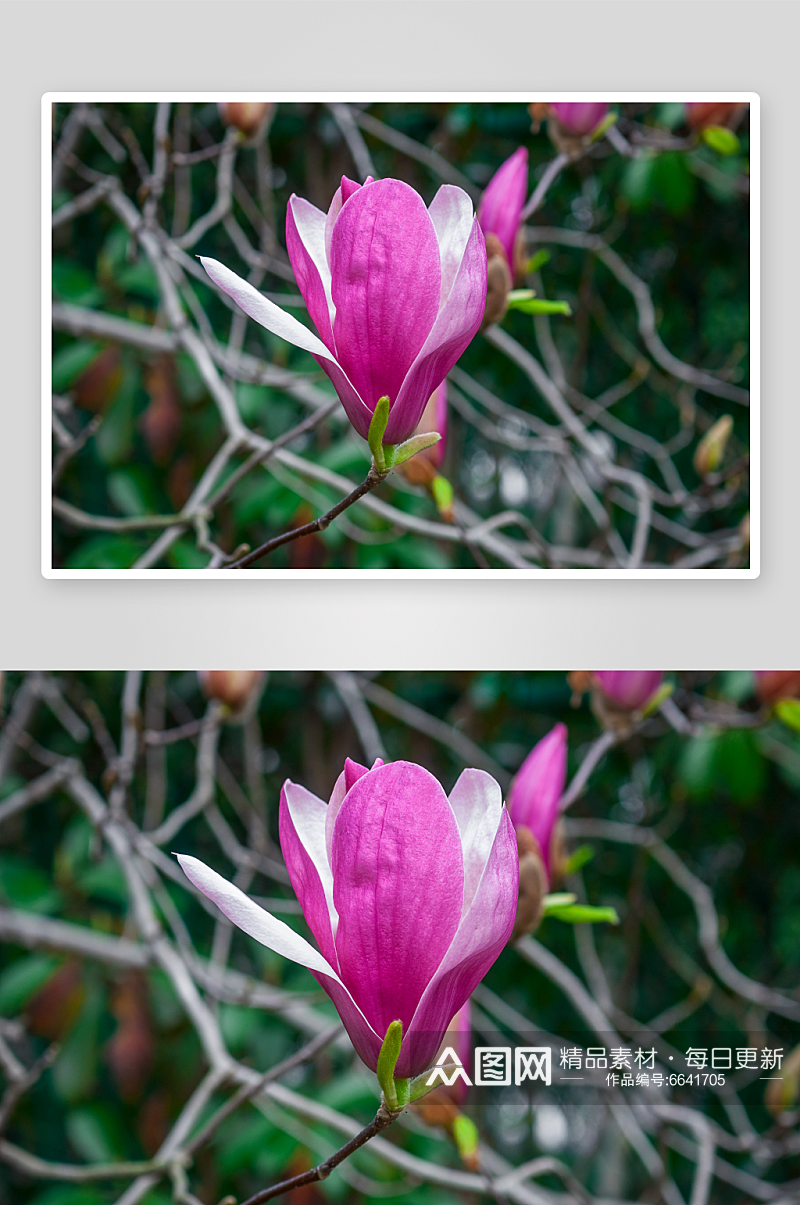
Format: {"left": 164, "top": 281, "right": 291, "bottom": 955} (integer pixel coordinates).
{"left": 508, "top": 723, "right": 567, "bottom": 879}
{"left": 178, "top": 758, "right": 517, "bottom": 1079}
{"left": 200, "top": 176, "right": 487, "bottom": 447}
{"left": 508, "top": 724, "right": 567, "bottom": 938}
{"left": 595, "top": 671, "right": 663, "bottom": 712}
{"left": 550, "top": 102, "right": 608, "bottom": 137}
{"left": 478, "top": 147, "right": 529, "bottom": 282}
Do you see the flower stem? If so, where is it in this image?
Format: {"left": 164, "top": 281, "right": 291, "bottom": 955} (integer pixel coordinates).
{"left": 237, "top": 1102, "right": 402, "bottom": 1205}
{"left": 227, "top": 465, "right": 389, "bottom": 569}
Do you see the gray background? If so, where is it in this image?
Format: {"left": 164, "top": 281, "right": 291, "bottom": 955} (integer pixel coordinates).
{"left": 3, "top": 1, "right": 791, "bottom": 669}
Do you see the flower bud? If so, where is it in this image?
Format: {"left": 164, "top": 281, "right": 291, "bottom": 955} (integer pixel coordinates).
{"left": 571, "top": 672, "right": 664, "bottom": 737}
{"left": 754, "top": 672, "right": 800, "bottom": 706}
{"left": 693, "top": 414, "right": 733, "bottom": 478}
{"left": 550, "top": 102, "right": 609, "bottom": 138}
{"left": 594, "top": 671, "right": 663, "bottom": 712}
{"left": 398, "top": 383, "right": 447, "bottom": 487}
{"left": 477, "top": 147, "right": 529, "bottom": 287}
{"left": 198, "top": 670, "right": 260, "bottom": 712}
{"left": 685, "top": 103, "right": 746, "bottom": 133}
{"left": 482, "top": 234, "right": 513, "bottom": 327}
{"left": 512, "top": 825, "right": 549, "bottom": 939}
{"left": 218, "top": 102, "right": 275, "bottom": 137}
{"left": 413, "top": 1004, "right": 478, "bottom": 1169}
{"left": 508, "top": 723, "right": 567, "bottom": 880}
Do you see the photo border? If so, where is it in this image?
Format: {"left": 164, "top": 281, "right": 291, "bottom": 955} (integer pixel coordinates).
{"left": 42, "top": 91, "right": 760, "bottom": 580}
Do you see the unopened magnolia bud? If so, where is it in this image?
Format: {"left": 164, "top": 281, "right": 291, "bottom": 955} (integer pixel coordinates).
{"left": 398, "top": 384, "right": 447, "bottom": 488}
{"left": 482, "top": 234, "right": 512, "bottom": 328}
{"left": 218, "top": 102, "right": 275, "bottom": 137}
{"left": 545, "top": 103, "right": 609, "bottom": 157}
{"left": 198, "top": 670, "right": 260, "bottom": 712}
{"left": 685, "top": 102, "right": 746, "bottom": 133}
{"left": 512, "top": 825, "right": 549, "bottom": 940}
{"left": 693, "top": 414, "right": 733, "bottom": 477}
{"left": 754, "top": 671, "right": 800, "bottom": 707}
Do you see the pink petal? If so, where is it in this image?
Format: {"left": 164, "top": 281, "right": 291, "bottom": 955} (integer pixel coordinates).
{"left": 331, "top": 761, "right": 463, "bottom": 1038}
{"left": 551, "top": 102, "right": 608, "bottom": 137}
{"left": 387, "top": 215, "right": 486, "bottom": 444}
{"left": 200, "top": 257, "right": 337, "bottom": 365}
{"left": 286, "top": 196, "right": 335, "bottom": 350}
{"left": 176, "top": 853, "right": 339, "bottom": 981}
{"left": 324, "top": 176, "right": 374, "bottom": 275}
{"left": 309, "top": 972, "right": 384, "bottom": 1071}
{"left": 447, "top": 769, "right": 504, "bottom": 915}
{"left": 316, "top": 357, "right": 375, "bottom": 438}
{"left": 401, "top": 807, "right": 517, "bottom": 1078}
{"left": 428, "top": 185, "right": 477, "bottom": 306}
{"left": 595, "top": 671, "right": 663, "bottom": 711}
{"left": 329, "top": 179, "right": 442, "bottom": 427}
{"left": 508, "top": 724, "right": 567, "bottom": 876}
{"left": 279, "top": 781, "right": 339, "bottom": 967}
{"left": 477, "top": 147, "right": 529, "bottom": 272}
{"left": 325, "top": 757, "right": 369, "bottom": 865}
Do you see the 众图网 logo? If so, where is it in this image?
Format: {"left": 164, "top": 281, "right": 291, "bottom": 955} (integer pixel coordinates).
{"left": 426, "top": 1046, "right": 552, "bottom": 1089}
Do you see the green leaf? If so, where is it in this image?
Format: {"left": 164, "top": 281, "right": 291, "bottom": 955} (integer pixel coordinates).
{"left": 775, "top": 699, "right": 800, "bottom": 734}
{"left": 64, "top": 535, "right": 144, "bottom": 570}
{"left": 507, "top": 298, "right": 572, "bottom": 316}
{"left": 367, "top": 396, "right": 391, "bottom": 471}
{"left": 525, "top": 249, "right": 551, "bottom": 275}
{"left": 0, "top": 954, "right": 60, "bottom": 1014}
{"left": 376, "top": 1019, "right": 404, "bottom": 1108}
{"left": 0, "top": 857, "right": 64, "bottom": 914}
{"left": 452, "top": 1113, "right": 480, "bottom": 1160}
{"left": 641, "top": 682, "right": 673, "bottom": 716}
{"left": 431, "top": 475, "right": 454, "bottom": 515}
{"left": 542, "top": 893, "right": 577, "bottom": 910}
{"left": 52, "top": 262, "right": 105, "bottom": 308}
{"left": 590, "top": 112, "right": 618, "bottom": 141}
{"left": 390, "top": 431, "right": 440, "bottom": 468}
{"left": 545, "top": 904, "right": 620, "bottom": 925}
{"left": 52, "top": 342, "right": 104, "bottom": 393}
{"left": 702, "top": 126, "right": 741, "bottom": 156}
{"left": 506, "top": 289, "right": 536, "bottom": 304}
{"left": 562, "top": 845, "right": 595, "bottom": 875}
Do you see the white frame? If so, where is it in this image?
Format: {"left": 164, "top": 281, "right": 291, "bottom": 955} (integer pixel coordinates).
{"left": 42, "top": 92, "right": 760, "bottom": 579}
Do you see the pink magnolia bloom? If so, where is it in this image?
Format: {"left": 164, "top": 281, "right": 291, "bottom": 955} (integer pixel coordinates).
{"left": 178, "top": 758, "right": 517, "bottom": 1079}
{"left": 200, "top": 177, "right": 487, "bottom": 446}
{"left": 507, "top": 723, "right": 567, "bottom": 877}
{"left": 595, "top": 671, "right": 663, "bottom": 711}
{"left": 438, "top": 1001, "right": 472, "bottom": 1106}
{"left": 478, "top": 147, "right": 529, "bottom": 275}
{"left": 550, "top": 103, "right": 608, "bottom": 137}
